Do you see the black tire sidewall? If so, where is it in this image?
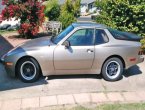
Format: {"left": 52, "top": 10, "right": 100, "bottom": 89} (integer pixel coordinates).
{"left": 17, "top": 58, "right": 40, "bottom": 83}
{"left": 102, "top": 57, "right": 123, "bottom": 81}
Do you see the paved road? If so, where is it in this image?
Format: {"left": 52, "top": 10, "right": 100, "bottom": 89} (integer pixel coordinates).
{"left": 77, "top": 16, "right": 92, "bottom": 22}
{"left": 0, "top": 60, "right": 144, "bottom": 100}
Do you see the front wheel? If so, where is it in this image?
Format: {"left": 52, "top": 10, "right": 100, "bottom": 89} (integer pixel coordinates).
{"left": 102, "top": 57, "right": 124, "bottom": 81}
{"left": 17, "top": 57, "right": 40, "bottom": 83}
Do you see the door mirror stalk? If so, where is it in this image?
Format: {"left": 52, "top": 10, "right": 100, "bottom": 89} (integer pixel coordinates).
{"left": 63, "top": 41, "right": 70, "bottom": 48}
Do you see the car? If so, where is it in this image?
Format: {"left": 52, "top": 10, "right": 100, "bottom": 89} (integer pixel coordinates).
{"left": 1, "top": 22, "right": 144, "bottom": 83}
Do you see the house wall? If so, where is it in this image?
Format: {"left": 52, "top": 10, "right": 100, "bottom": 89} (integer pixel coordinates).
{"left": 80, "top": 2, "right": 97, "bottom": 15}
{"left": 80, "top": 4, "right": 88, "bottom": 14}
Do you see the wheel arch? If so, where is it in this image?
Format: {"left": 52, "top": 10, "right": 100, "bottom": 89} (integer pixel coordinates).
{"left": 15, "top": 55, "right": 42, "bottom": 77}
{"left": 102, "top": 55, "right": 126, "bottom": 71}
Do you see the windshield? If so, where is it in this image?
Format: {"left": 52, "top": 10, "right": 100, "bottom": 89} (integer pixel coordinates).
{"left": 108, "top": 28, "right": 141, "bottom": 41}
{"left": 53, "top": 25, "right": 74, "bottom": 44}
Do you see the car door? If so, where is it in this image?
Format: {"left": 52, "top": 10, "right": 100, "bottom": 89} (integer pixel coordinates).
{"left": 54, "top": 28, "right": 95, "bottom": 70}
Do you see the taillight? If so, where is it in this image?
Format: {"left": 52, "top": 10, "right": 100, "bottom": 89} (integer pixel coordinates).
{"left": 138, "top": 48, "right": 144, "bottom": 55}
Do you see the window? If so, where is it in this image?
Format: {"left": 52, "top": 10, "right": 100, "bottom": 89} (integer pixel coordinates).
{"left": 95, "top": 29, "right": 109, "bottom": 44}
{"left": 53, "top": 25, "right": 74, "bottom": 44}
{"left": 108, "top": 28, "right": 141, "bottom": 41}
{"left": 67, "top": 28, "right": 94, "bottom": 46}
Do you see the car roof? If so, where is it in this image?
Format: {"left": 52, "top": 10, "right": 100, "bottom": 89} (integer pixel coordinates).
{"left": 72, "top": 22, "right": 107, "bottom": 29}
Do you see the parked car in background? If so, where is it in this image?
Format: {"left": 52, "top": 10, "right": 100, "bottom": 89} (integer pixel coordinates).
{"left": 0, "top": 17, "right": 20, "bottom": 31}
{"left": 1, "top": 22, "right": 144, "bottom": 83}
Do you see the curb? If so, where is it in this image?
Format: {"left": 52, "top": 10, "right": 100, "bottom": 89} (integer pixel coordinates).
{"left": 0, "top": 91, "right": 145, "bottom": 110}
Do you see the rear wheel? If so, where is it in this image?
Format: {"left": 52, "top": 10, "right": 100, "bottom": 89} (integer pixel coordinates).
{"left": 102, "top": 57, "right": 123, "bottom": 81}
{"left": 17, "top": 57, "right": 40, "bottom": 83}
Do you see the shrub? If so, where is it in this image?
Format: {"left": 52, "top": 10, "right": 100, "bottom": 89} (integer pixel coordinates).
{"left": 59, "top": 0, "right": 80, "bottom": 29}
{"left": 59, "top": 11, "right": 76, "bottom": 29}
{"left": 1, "top": 0, "right": 45, "bottom": 38}
{"left": 44, "top": 0, "right": 60, "bottom": 21}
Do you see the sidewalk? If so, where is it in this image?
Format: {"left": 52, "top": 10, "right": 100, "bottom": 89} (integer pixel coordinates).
{"left": 0, "top": 91, "right": 145, "bottom": 110}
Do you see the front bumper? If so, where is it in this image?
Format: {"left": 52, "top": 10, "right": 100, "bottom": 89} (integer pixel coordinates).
{"left": 0, "top": 58, "right": 16, "bottom": 77}
{"left": 0, "top": 58, "right": 5, "bottom": 65}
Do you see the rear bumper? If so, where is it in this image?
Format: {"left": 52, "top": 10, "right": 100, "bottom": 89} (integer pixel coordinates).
{"left": 138, "top": 55, "right": 144, "bottom": 63}
{"left": 126, "top": 55, "right": 144, "bottom": 69}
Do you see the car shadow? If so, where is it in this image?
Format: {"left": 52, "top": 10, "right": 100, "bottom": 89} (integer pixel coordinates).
{"left": 47, "top": 74, "right": 102, "bottom": 80}
{"left": 0, "top": 35, "right": 14, "bottom": 58}
{"left": 0, "top": 35, "right": 48, "bottom": 91}
{"left": 123, "top": 65, "right": 142, "bottom": 77}
{"left": 34, "top": 32, "right": 52, "bottom": 38}
{"left": 0, "top": 64, "right": 142, "bottom": 91}
{"left": 0, "top": 77, "right": 48, "bottom": 91}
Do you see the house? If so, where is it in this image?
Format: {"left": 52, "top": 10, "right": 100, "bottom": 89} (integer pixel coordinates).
{"left": 80, "top": 0, "right": 97, "bottom": 16}
{"left": 58, "top": 0, "right": 97, "bottom": 16}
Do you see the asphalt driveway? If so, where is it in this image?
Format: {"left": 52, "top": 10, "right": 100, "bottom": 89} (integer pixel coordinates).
{"left": 0, "top": 60, "right": 144, "bottom": 101}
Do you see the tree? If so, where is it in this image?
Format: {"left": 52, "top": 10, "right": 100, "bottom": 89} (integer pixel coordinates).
{"left": 73, "top": 0, "right": 81, "bottom": 17}
{"left": 59, "top": 0, "right": 81, "bottom": 29}
{"left": 1, "top": 0, "right": 45, "bottom": 38}
{"left": 44, "top": 0, "right": 60, "bottom": 21}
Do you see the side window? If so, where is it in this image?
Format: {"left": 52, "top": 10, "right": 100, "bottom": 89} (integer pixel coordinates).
{"left": 67, "top": 28, "right": 94, "bottom": 46}
{"left": 95, "top": 29, "right": 109, "bottom": 45}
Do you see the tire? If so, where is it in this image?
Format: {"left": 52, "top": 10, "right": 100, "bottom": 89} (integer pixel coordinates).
{"left": 102, "top": 57, "right": 123, "bottom": 81}
{"left": 17, "top": 57, "right": 40, "bottom": 83}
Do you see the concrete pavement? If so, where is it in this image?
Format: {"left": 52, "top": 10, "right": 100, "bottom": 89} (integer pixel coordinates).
{"left": 0, "top": 61, "right": 145, "bottom": 100}
{"left": 0, "top": 91, "right": 145, "bottom": 110}
{"left": 0, "top": 60, "right": 145, "bottom": 109}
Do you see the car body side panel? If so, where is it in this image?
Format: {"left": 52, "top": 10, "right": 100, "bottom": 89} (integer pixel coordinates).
{"left": 92, "top": 29, "right": 142, "bottom": 74}
{"left": 92, "top": 42, "right": 140, "bottom": 73}
{"left": 53, "top": 45, "right": 95, "bottom": 70}
{"left": 4, "top": 46, "right": 56, "bottom": 77}
{"left": 25, "top": 46, "right": 55, "bottom": 76}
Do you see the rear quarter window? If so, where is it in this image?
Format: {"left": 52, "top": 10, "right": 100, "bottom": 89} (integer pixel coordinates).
{"left": 108, "top": 28, "right": 141, "bottom": 41}
{"left": 95, "top": 29, "right": 109, "bottom": 45}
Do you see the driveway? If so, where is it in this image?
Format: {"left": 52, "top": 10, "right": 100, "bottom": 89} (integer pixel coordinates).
{"left": 0, "top": 34, "right": 145, "bottom": 101}
{"left": 0, "top": 60, "right": 144, "bottom": 101}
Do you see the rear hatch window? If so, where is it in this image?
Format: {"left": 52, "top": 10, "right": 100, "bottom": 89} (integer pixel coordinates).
{"left": 108, "top": 28, "right": 141, "bottom": 41}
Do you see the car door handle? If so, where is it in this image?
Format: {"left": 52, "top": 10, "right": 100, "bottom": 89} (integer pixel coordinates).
{"left": 87, "top": 49, "right": 94, "bottom": 53}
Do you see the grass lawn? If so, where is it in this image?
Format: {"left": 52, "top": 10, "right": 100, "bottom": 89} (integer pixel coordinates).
{"left": 96, "top": 103, "right": 145, "bottom": 110}
{"left": 0, "top": 30, "right": 17, "bottom": 35}
{"left": 49, "top": 103, "right": 145, "bottom": 110}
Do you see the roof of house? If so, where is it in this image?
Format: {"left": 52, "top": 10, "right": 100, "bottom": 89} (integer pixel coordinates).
{"left": 72, "top": 22, "right": 106, "bottom": 28}
{"left": 81, "top": 0, "right": 95, "bottom": 4}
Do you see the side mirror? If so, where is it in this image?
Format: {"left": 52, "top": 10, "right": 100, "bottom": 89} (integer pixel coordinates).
{"left": 63, "top": 41, "right": 70, "bottom": 48}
